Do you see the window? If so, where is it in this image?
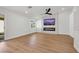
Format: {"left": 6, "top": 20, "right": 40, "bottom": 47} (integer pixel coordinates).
{"left": 0, "top": 20, "right": 4, "bottom": 33}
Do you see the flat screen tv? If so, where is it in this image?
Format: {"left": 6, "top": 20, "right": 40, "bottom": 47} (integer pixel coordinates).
{"left": 44, "top": 18, "right": 55, "bottom": 25}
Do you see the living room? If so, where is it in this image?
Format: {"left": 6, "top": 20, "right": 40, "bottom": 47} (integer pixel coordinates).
{"left": 0, "top": 6, "right": 79, "bottom": 53}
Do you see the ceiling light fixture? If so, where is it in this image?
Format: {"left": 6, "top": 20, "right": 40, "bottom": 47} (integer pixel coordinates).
{"left": 61, "top": 8, "right": 65, "bottom": 11}
{"left": 25, "top": 11, "right": 28, "bottom": 14}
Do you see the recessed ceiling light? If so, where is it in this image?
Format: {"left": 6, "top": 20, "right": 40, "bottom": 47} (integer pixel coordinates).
{"left": 25, "top": 11, "right": 28, "bottom": 14}
{"left": 61, "top": 8, "right": 65, "bottom": 11}
{"left": 73, "top": 7, "right": 77, "bottom": 12}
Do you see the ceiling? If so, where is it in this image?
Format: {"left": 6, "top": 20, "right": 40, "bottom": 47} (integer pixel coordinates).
{"left": 0, "top": 6, "right": 73, "bottom": 18}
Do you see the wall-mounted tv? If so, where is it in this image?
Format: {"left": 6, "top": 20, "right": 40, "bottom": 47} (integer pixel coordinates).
{"left": 44, "top": 18, "right": 55, "bottom": 25}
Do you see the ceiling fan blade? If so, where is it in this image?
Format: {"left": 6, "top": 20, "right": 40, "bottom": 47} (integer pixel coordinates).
{"left": 40, "top": 8, "right": 52, "bottom": 15}
{"left": 47, "top": 8, "right": 51, "bottom": 12}
{"left": 48, "top": 13, "right": 52, "bottom": 15}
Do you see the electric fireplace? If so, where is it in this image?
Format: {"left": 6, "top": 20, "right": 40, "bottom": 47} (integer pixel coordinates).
{"left": 43, "top": 27, "right": 55, "bottom": 31}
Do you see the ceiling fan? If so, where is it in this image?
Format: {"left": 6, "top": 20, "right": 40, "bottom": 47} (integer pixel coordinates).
{"left": 45, "top": 8, "right": 52, "bottom": 15}
{"left": 40, "top": 8, "right": 52, "bottom": 16}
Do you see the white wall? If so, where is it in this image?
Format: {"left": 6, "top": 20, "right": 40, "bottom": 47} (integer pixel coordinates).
{"left": 73, "top": 7, "right": 79, "bottom": 52}
{"left": 0, "top": 7, "right": 30, "bottom": 40}
{"left": 0, "top": 7, "right": 77, "bottom": 41}
{"left": 0, "top": 7, "right": 59, "bottom": 40}
{"left": 69, "top": 11, "right": 74, "bottom": 37}
{"left": 27, "top": 14, "right": 58, "bottom": 34}
{"left": 5, "top": 11, "right": 29, "bottom": 39}
{"left": 34, "top": 14, "right": 58, "bottom": 34}
{"left": 17, "top": 9, "right": 72, "bottom": 35}
{"left": 58, "top": 8, "right": 79, "bottom": 52}
{"left": 58, "top": 11, "right": 71, "bottom": 34}
{"left": 42, "top": 14, "right": 58, "bottom": 34}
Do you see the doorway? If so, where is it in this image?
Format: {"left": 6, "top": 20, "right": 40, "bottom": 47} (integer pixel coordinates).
{"left": 0, "top": 14, "right": 4, "bottom": 41}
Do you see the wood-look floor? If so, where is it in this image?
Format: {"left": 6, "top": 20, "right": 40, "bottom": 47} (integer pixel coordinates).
{"left": 0, "top": 32, "right": 77, "bottom": 53}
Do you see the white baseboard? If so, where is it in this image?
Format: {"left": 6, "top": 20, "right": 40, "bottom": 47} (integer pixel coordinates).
{"left": 5, "top": 33, "right": 32, "bottom": 40}
{"left": 74, "top": 42, "right": 79, "bottom": 52}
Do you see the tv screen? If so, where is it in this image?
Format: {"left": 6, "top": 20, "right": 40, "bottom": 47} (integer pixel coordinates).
{"left": 44, "top": 18, "right": 55, "bottom": 25}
